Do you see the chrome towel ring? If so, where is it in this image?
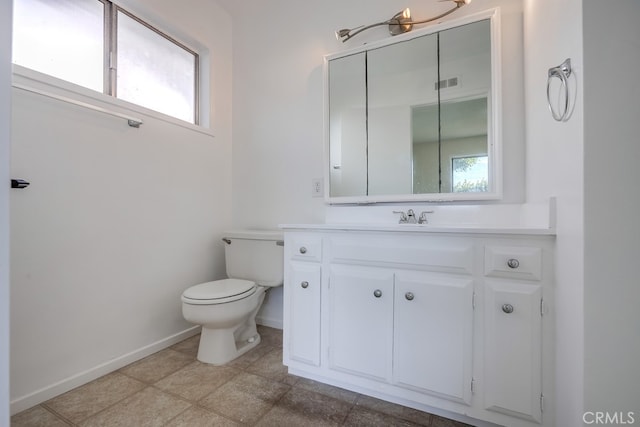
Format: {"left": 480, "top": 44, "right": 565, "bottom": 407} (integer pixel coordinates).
{"left": 547, "top": 58, "right": 572, "bottom": 122}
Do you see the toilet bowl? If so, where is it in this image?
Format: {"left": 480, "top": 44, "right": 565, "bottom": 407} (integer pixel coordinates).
{"left": 181, "top": 230, "right": 283, "bottom": 365}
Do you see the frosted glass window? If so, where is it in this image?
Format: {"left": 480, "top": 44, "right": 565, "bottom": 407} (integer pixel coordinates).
{"left": 12, "top": 0, "right": 105, "bottom": 92}
{"left": 117, "top": 11, "right": 197, "bottom": 123}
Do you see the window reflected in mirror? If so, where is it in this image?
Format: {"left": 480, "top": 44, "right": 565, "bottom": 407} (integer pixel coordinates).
{"left": 452, "top": 155, "right": 488, "bottom": 192}
{"left": 412, "top": 96, "right": 488, "bottom": 194}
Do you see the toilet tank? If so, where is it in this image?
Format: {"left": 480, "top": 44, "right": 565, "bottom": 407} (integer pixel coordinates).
{"left": 223, "top": 229, "right": 284, "bottom": 287}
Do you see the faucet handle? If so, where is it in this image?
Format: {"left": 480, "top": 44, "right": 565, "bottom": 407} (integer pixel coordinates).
{"left": 406, "top": 209, "right": 417, "bottom": 224}
{"left": 393, "top": 210, "right": 408, "bottom": 223}
{"left": 418, "top": 211, "right": 434, "bottom": 224}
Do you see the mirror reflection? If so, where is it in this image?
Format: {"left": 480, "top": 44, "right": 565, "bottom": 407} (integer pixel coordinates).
{"left": 327, "top": 16, "right": 495, "bottom": 202}
{"left": 412, "top": 97, "right": 488, "bottom": 194}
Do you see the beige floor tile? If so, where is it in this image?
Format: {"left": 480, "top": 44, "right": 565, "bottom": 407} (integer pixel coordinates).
{"left": 257, "top": 325, "right": 283, "bottom": 348}
{"left": 78, "top": 387, "right": 190, "bottom": 427}
{"left": 198, "top": 372, "right": 290, "bottom": 424}
{"left": 294, "top": 377, "right": 360, "bottom": 404}
{"left": 431, "top": 414, "right": 474, "bottom": 427}
{"left": 164, "top": 406, "right": 241, "bottom": 427}
{"left": 344, "top": 406, "right": 424, "bottom": 426}
{"left": 267, "top": 387, "right": 353, "bottom": 426}
{"left": 10, "top": 405, "right": 70, "bottom": 426}
{"left": 355, "top": 394, "right": 432, "bottom": 426}
{"left": 256, "top": 405, "right": 342, "bottom": 427}
{"left": 43, "top": 372, "right": 146, "bottom": 424}
{"left": 246, "top": 347, "right": 298, "bottom": 385}
{"left": 120, "top": 348, "right": 194, "bottom": 383}
{"left": 226, "top": 343, "right": 275, "bottom": 370}
{"left": 154, "top": 361, "right": 239, "bottom": 401}
{"left": 170, "top": 333, "right": 200, "bottom": 358}
{"left": 11, "top": 328, "right": 470, "bottom": 427}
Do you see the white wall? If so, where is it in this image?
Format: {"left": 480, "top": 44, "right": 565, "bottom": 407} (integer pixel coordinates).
{"left": 219, "top": 0, "right": 526, "bottom": 330}
{"left": 523, "top": 0, "right": 584, "bottom": 425}
{"left": 9, "top": 0, "right": 233, "bottom": 413}
{"left": 583, "top": 0, "right": 640, "bottom": 417}
{"left": 1, "top": 0, "right": 12, "bottom": 424}
{"left": 220, "top": 0, "right": 525, "bottom": 228}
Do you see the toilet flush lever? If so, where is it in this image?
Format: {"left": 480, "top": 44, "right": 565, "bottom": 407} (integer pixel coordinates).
{"left": 222, "top": 238, "right": 231, "bottom": 244}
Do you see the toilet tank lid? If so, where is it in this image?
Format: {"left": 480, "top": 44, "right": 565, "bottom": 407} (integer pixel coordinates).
{"left": 223, "top": 229, "right": 283, "bottom": 241}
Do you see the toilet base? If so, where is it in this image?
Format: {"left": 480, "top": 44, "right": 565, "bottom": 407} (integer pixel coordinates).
{"left": 197, "top": 326, "right": 262, "bottom": 365}
{"left": 194, "top": 289, "right": 267, "bottom": 365}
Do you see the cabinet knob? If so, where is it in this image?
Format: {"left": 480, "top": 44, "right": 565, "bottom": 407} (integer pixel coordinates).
{"left": 373, "top": 289, "right": 382, "bottom": 298}
{"left": 507, "top": 258, "right": 520, "bottom": 269}
{"left": 405, "top": 292, "right": 414, "bottom": 301}
{"left": 502, "top": 303, "right": 514, "bottom": 314}
{"left": 299, "top": 246, "right": 307, "bottom": 254}
{"left": 300, "top": 281, "right": 309, "bottom": 289}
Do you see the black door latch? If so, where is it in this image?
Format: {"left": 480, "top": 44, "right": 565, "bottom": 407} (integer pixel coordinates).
{"left": 11, "top": 179, "right": 30, "bottom": 189}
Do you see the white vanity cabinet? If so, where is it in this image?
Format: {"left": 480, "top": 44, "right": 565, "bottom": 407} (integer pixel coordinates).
{"left": 482, "top": 243, "right": 547, "bottom": 423}
{"left": 484, "top": 280, "right": 543, "bottom": 422}
{"left": 282, "top": 226, "right": 555, "bottom": 427}
{"left": 328, "top": 265, "right": 394, "bottom": 381}
{"left": 283, "top": 234, "right": 322, "bottom": 367}
{"left": 393, "top": 270, "right": 474, "bottom": 404}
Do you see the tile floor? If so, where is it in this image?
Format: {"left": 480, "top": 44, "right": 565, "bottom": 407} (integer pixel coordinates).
{"left": 11, "top": 326, "right": 472, "bottom": 427}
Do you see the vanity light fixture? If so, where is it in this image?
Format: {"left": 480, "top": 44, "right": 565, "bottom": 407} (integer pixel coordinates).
{"left": 335, "top": 0, "right": 472, "bottom": 43}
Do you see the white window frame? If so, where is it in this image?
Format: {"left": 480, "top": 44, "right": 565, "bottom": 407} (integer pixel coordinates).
{"left": 12, "top": 0, "right": 205, "bottom": 129}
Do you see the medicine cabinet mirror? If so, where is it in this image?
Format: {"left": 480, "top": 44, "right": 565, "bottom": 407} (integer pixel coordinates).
{"left": 325, "top": 9, "right": 501, "bottom": 203}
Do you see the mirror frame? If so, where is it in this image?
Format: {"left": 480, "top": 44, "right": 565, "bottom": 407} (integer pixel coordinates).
{"left": 323, "top": 8, "right": 502, "bottom": 204}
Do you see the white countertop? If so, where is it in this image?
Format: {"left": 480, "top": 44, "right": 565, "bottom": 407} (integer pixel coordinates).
{"left": 279, "top": 223, "right": 556, "bottom": 236}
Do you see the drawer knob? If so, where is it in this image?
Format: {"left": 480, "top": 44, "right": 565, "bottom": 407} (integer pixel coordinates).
{"left": 502, "top": 303, "right": 514, "bottom": 314}
{"left": 373, "top": 289, "right": 382, "bottom": 298}
{"left": 507, "top": 258, "right": 520, "bottom": 269}
{"left": 299, "top": 246, "right": 307, "bottom": 254}
{"left": 405, "top": 292, "right": 415, "bottom": 301}
{"left": 301, "top": 281, "right": 309, "bottom": 289}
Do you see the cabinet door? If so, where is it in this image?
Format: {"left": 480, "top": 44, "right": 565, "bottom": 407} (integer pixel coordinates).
{"left": 328, "top": 265, "right": 394, "bottom": 382}
{"left": 286, "top": 262, "right": 322, "bottom": 366}
{"left": 393, "top": 271, "right": 474, "bottom": 404}
{"left": 484, "top": 280, "right": 542, "bottom": 422}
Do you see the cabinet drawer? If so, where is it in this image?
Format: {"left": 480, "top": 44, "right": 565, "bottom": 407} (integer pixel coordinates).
{"left": 484, "top": 246, "right": 542, "bottom": 281}
{"left": 329, "top": 235, "right": 473, "bottom": 274}
{"left": 287, "top": 235, "right": 322, "bottom": 262}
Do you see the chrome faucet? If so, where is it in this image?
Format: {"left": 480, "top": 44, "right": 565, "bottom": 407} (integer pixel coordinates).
{"left": 393, "top": 209, "right": 417, "bottom": 224}
{"left": 418, "top": 210, "right": 434, "bottom": 224}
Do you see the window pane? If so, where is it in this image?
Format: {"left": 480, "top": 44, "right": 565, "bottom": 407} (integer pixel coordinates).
{"left": 117, "top": 11, "right": 196, "bottom": 123}
{"left": 452, "top": 156, "right": 488, "bottom": 193}
{"left": 12, "top": 0, "right": 104, "bottom": 92}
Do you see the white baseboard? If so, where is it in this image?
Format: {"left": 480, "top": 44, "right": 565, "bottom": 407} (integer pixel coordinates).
{"left": 10, "top": 326, "right": 201, "bottom": 415}
{"left": 256, "top": 315, "right": 283, "bottom": 330}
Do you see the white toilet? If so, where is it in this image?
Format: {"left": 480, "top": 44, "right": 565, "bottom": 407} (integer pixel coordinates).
{"left": 181, "top": 230, "right": 284, "bottom": 365}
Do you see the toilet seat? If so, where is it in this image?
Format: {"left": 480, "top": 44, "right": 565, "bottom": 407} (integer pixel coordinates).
{"left": 181, "top": 279, "right": 257, "bottom": 305}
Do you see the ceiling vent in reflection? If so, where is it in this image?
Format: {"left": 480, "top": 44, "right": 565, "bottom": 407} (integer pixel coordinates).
{"left": 434, "top": 76, "right": 460, "bottom": 90}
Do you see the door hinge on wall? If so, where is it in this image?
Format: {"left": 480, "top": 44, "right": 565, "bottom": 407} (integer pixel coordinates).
{"left": 472, "top": 292, "right": 476, "bottom": 309}
{"left": 471, "top": 378, "right": 475, "bottom": 393}
{"left": 540, "top": 298, "right": 546, "bottom": 316}
{"left": 540, "top": 394, "right": 545, "bottom": 413}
